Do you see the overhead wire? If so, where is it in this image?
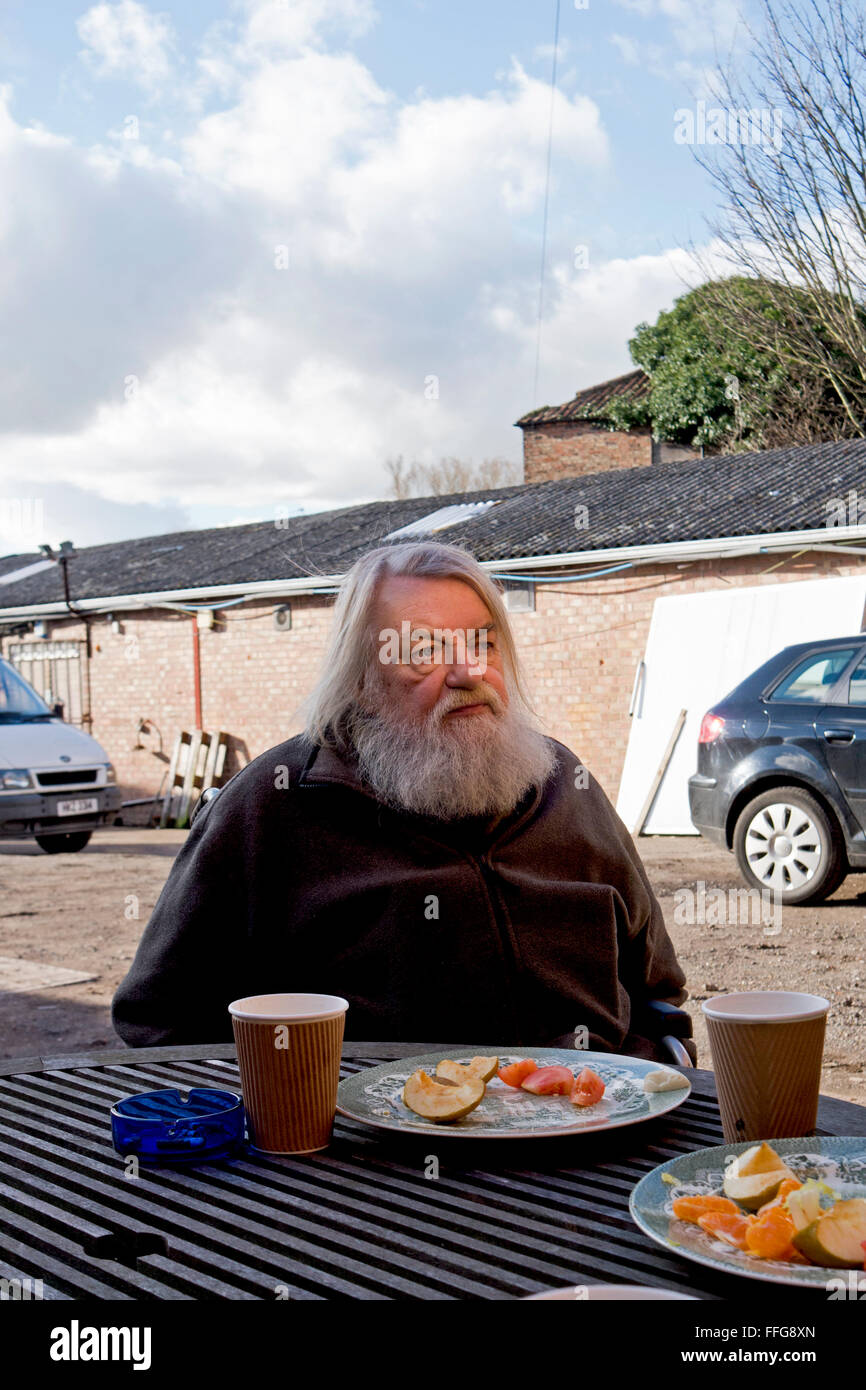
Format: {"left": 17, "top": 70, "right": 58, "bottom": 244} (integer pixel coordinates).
{"left": 532, "top": 0, "right": 562, "bottom": 408}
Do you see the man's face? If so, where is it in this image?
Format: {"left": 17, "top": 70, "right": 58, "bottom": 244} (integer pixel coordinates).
{"left": 348, "top": 570, "right": 555, "bottom": 819}
{"left": 370, "top": 575, "right": 509, "bottom": 724}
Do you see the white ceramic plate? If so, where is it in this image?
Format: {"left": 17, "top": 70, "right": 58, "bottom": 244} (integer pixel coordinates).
{"left": 336, "top": 1048, "right": 691, "bottom": 1138}
{"left": 630, "top": 1136, "right": 866, "bottom": 1288}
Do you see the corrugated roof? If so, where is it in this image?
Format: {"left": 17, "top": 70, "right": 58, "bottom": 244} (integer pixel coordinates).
{"left": 1, "top": 435, "right": 865, "bottom": 613}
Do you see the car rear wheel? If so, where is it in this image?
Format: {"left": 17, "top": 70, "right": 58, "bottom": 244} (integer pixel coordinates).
{"left": 733, "top": 787, "right": 846, "bottom": 905}
{"left": 35, "top": 831, "right": 93, "bottom": 854}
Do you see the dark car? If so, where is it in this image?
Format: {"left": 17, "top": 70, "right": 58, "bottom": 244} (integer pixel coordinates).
{"left": 688, "top": 634, "right": 866, "bottom": 904}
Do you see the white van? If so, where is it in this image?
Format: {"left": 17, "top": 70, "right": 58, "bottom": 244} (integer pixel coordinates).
{"left": 0, "top": 656, "right": 121, "bottom": 852}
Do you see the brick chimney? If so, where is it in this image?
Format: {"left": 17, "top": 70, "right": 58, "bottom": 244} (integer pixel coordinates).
{"left": 515, "top": 370, "right": 695, "bottom": 485}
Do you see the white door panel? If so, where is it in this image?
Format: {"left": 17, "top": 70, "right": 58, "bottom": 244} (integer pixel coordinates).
{"left": 615, "top": 575, "right": 866, "bottom": 835}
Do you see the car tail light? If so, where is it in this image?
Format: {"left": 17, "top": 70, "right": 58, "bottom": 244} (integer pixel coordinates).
{"left": 698, "top": 712, "right": 726, "bottom": 743}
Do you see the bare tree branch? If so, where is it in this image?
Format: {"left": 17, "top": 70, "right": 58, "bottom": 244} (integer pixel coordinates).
{"left": 682, "top": 0, "right": 866, "bottom": 437}
{"left": 382, "top": 455, "right": 521, "bottom": 499}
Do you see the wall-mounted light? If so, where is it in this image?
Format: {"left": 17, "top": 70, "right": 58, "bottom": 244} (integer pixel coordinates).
{"left": 133, "top": 718, "right": 169, "bottom": 761}
{"left": 502, "top": 581, "right": 536, "bottom": 613}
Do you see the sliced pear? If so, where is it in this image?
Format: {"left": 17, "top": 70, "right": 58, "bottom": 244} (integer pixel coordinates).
{"left": 402, "top": 1070, "right": 485, "bottom": 1122}
{"left": 730, "top": 1142, "right": 787, "bottom": 1177}
{"left": 436, "top": 1056, "right": 499, "bottom": 1085}
{"left": 791, "top": 1199, "right": 866, "bottom": 1269}
{"left": 723, "top": 1167, "right": 797, "bottom": 1210}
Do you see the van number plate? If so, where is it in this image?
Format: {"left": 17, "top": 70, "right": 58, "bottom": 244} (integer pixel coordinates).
{"left": 56, "top": 797, "right": 99, "bottom": 816}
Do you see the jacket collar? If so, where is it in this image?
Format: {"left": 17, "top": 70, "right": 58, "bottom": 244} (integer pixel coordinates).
{"left": 299, "top": 740, "right": 369, "bottom": 793}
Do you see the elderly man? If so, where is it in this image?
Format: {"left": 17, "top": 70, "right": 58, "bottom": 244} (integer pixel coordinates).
{"left": 112, "top": 539, "right": 695, "bottom": 1062}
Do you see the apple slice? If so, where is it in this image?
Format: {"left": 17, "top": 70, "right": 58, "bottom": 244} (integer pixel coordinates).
{"left": 792, "top": 1199, "right": 866, "bottom": 1268}
{"left": 402, "top": 1070, "right": 485, "bottom": 1122}
{"left": 436, "top": 1056, "right": 499, "bottom": 1085}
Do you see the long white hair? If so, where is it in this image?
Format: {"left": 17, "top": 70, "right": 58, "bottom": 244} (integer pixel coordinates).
{"left": 299, "top": 540, "right": 539, "bottom": 754}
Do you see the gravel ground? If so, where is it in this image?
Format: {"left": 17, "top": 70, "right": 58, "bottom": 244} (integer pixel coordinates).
{"left": 0, "top": 827, "right": 863, "bottom": 1104}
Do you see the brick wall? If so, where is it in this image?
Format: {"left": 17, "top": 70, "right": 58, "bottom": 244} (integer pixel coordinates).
{"left": 522, "top": 421, "right": 653, "bottom": 484}
{"left": 0, "top": 596, "right": 335, "bottom": 804}
{"left": 4, "top": 551, "right": 866, "bottom": 809}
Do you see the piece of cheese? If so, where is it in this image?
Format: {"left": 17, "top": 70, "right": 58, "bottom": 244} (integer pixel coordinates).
{"left": 642, "top": 1068, "right": 690, "bottom": 1093}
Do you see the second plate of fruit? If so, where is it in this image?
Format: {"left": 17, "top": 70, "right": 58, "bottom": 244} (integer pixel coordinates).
{"left": 630, "top": 1137, "right": 866, "bottom": 1287}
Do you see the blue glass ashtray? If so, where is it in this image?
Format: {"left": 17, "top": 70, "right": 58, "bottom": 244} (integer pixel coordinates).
{"left": 110, "top": 1088, "right": 245, "bottom": 1164}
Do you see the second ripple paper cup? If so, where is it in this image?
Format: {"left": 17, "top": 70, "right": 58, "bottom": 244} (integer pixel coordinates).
{"left": 702, "top": 991, "right": 829, "bottom": 1143}
{"left": 228, "top": 993, "right": 349, "bottom": 1154}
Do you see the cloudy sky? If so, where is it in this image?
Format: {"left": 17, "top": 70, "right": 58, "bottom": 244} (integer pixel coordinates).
{"left": 0, "top": 0, "right": 752, "bottom": 554}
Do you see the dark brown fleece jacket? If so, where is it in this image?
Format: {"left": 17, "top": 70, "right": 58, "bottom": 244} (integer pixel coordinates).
{"left": 112, "top": 733, "right": 693, "bottom": 1061}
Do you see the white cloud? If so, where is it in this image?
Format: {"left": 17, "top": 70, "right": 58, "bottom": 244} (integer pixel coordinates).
{"left": 240, "top": 0, "right": 379, "bottom": 54}
{"left": 0, "top": 7, "right": 720, "bottom": 551}
{"left": 657, "top": 0, "right": 745, "bottom": 56}
{"left": 609, "top": 0, "right": 747, "bottom": 69}
{"left": 182, "top": 53, "right": 608, "bottom": 294}
{"left": 1, "top": 326, "right": 463, "bottom": 519}
{"left": 189, "top": 0, "right": 379, "bottom": 109}
{"left": 77, "top": 0, "right": 176, "bottom": 93}
{"left": 183, "top": 51, "right": 391, "bottom": 204}
{"left": 486, "top": 239, "right": 735, "bottom": 407}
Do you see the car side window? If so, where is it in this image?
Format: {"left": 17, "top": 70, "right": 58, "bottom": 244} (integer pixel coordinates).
{"left": 846, "top": 655, "right": 866, "bottom": 706}
{"left": 768, "top": 649, "right": 857, "bottom": 702}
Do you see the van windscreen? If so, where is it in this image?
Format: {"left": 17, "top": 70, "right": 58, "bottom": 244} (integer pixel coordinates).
{"left": 0, "top": 660, "right": 51, "bottom": 720}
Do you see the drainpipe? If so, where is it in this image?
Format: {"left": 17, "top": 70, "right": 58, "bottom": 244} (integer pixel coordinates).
{"left": 191, "top": 616, "right": 202, "bottom": 730}
{"left": 39, "top": 540, "right": 93, "bottom": 730}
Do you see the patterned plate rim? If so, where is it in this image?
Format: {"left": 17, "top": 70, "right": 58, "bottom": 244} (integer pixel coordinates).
{"left": 629, "top": 1135, "right": 866, "bottom": 1288}
{"left": 335, "top": 1047, "right": 692, "bottom": 1138}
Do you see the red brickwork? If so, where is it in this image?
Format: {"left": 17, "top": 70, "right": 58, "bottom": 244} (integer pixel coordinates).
{"left": 523, "top": 422, "right": 653, "bottom": 484}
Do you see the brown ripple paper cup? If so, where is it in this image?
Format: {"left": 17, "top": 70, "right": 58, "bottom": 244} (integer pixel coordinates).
{"left": 229, "top": 993, "right": 349, "bottom": 1154}
{"left": 702, "top": 991, "right": 829, "bottom": 1143}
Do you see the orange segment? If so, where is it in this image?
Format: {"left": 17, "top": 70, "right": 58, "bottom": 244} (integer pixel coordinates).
{"left": 745, "top": 1205, "right": 797, "bottom": 1259}
{"left": 672, "top": 1194, "right": 739, "bottom": 1224}
{"left": 696, "top": 1212, "right": 755, "bottom": 1249}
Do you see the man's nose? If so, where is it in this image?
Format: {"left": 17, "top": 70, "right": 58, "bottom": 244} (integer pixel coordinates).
{"left": 443, "top": 661, "right": 484, "bottom": 687}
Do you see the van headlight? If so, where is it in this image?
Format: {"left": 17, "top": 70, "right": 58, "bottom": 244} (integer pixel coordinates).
{"left": 1, "top": 769, "right": 34, "bottom": 790}
{"left": 105, "top": 764, "right": 117, "bottom": 783}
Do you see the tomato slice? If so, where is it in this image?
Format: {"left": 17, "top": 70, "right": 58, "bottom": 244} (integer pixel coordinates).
{"left": 569, "top": 1067, "right": 605, "bottom": 1107}
{"left": 521, "top": 1065, "right": 575, "bottom": 1095}
{"left": 497, "top": 1059, "right": 538, "bottom": 1087}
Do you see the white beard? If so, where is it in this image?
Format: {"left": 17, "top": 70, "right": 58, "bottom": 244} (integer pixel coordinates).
{"left": 346, "top": 681, "right": 558, "bottom": 820}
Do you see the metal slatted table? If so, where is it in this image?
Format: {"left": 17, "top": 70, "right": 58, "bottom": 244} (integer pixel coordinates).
{"left": 2, "top": 1043, "right": 865, "bottom": 1301}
